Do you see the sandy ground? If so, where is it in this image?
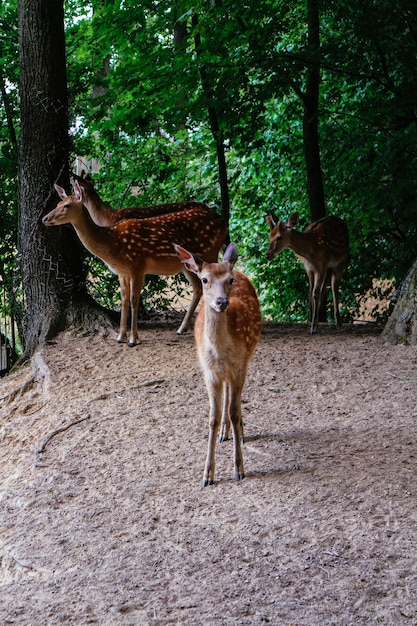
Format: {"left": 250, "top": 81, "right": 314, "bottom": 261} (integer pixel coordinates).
{"left": 0, "top": 317, "right": 416, "bottom": 625}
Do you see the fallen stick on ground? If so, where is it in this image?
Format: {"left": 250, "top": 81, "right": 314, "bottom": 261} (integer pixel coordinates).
{"left": 34, "top": 414, "right": 91, "bottom": 468}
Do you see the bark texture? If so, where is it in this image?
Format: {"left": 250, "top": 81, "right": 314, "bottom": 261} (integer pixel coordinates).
{"left": 18, "top": 0, "right": 104, "bottom": 357}
{"left": 382, "top": 259, "right": 417, "bottom": 344}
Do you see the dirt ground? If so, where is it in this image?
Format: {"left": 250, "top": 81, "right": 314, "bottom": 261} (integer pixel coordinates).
{"left": 0, "top": 316, "right": 416, "bottom": 626}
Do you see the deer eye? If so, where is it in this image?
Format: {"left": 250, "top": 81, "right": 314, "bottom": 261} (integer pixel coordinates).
{"left": 229, "top": 277, "right": 234, "bottom": 285}
{"left": 202, "top": 277, "right": 208, "bottom": 284}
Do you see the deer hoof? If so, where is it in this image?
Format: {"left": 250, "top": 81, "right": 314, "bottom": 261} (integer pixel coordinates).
{"left": 202, "top": 478, "right": 214, "bottom": 487}
{"left": 234, "top": 472, "right": 245, "bottom": 482}
{"left": 219, "top": 435, "right": 229, "bottom": 443}
{"left": 128, "top": 341, "right": 137, "bottom": 348}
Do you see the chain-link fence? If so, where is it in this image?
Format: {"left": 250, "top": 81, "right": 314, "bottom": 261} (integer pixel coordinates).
{"left": 0, "top": 282, "right": 18, "bottom": 377}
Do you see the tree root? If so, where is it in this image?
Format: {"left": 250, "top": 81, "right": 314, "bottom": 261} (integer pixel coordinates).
{"left": 0, "top": 351, "right": 51, "bottom": 406}
{"left": 0, "top": 376, "right": 36, "bottom": 405}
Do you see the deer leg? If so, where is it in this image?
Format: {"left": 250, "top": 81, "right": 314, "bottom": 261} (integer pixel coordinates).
{"left": 219, "top": 381, "right": 230, "bottom": 442}
{"left": 117, "top": 276, "right": 130, "bottom": 344}
{"left": 203, "top": 379, "right": 222, "bottom": 487}
{"left": 176, "top": 270, "right": 202, "bottom": 335}
{"left": 306, "top": 270, "right": 314, "bottom": 326}
{"left": 330, "top": 271, "right": 342, "bottom": 328}
{"left": 310, "top": 273, "right": 326, "bottom": 335}
{"left": 128, "top": 274, "right": 144, "bottom": 347}
{"left": 230, "top": 378, "right": 245, "bottom": 481}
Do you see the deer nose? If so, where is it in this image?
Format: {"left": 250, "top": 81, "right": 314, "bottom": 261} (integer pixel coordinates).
{"left": 217, "top": 297, "right": 229, "bottom": 311}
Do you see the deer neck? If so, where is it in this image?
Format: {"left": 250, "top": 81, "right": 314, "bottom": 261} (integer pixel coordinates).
{"left": 288, "top": 229, "right": 317, "bottom": 262}
{"left": 83, "top": 189, "right": 116, "bottom": 226}
{"left": 203, "top": 304, "right": 230, "bottom": 351}
{"left": 71, "top": 206, "right": 114, "bottom": 258}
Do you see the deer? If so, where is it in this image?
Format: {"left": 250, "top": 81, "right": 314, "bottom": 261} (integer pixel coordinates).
{"left": 266, "top": 212, "right": 349, "bottom": 335}
{"left": 175, "top": 242, "right": 262, "bottom": 486}
{"left": 71, "top": 172, "right": 211, "bottom": 227}
{"left": 42, "top": 184, "right": 228, "bottom": 347}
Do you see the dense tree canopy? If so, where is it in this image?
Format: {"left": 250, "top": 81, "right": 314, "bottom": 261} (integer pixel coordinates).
{"left": 1, "top": 0, "right": 417, "bottom": 352}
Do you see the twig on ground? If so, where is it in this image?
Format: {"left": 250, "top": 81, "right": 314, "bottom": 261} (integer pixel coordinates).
{"left": 322, "top": 550, "right": 340, "bottom": 557}
{"left": 387, "top": 372, "right": 414, "bottom": 382}
{"left": 88, "top": 379, "right": 165, "bottom": 404}
{"left": 317, "top": 565, "right": 330, "bottom": 579}
{"left": 32, "top": 378, "right": 164, "bottom": 467}
{"left": 34, "top": 414, "right": 91, "bottom": 468}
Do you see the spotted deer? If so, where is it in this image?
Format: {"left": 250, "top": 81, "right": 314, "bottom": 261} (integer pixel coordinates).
{"left": 175, "top": 243, "right": 262, "bottom": 486}
{"left": 72, "top": 172, "right": 210, "bottom": 226}
{"left": 266, "top": 212, "right": 349, "bottom": 334}
{"left": 42, "top": 184, "right": 228, "bottom": 346}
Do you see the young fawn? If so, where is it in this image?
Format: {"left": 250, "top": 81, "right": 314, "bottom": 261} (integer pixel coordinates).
{"left": 72, "top": 172, "right": 211, "bottom": 226}
{"left": 266, "top": 212, "right": 349, "bottom": 334}
{"left": 175, "top": 243, "right": 262, "bottom": 486}
{"left": 42, "top": 184, "right": 228, "bottom": 346}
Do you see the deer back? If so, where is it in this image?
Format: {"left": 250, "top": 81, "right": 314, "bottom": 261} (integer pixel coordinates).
{"left": 73, "top": 172, "right": 214, "bottom": 225}
{"left": 304, "top": 215, "right": 349, "bottom": 263}
{"left": 107, "top": 207, "right": 227, "bottom": 275}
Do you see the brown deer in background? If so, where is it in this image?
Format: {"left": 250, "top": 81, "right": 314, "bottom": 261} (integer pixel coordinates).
{"left": 175, "top": 243, "right": 262, "bottom": 486}
{"left": 266, "top": 212, "right": 349, "bottom": 334}
{"left": 42, "top": 184, "right": 228, "bottom": 346}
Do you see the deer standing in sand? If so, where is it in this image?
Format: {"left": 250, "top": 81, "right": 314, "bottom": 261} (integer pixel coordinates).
{"left": 175, "top": 243, "right": 262, "bottom": 486}
{"left": 42, "top": 184, "right": 227, "bottom": 346}
{"left": 266, "top": 212, "right": 349, "bottom": 334}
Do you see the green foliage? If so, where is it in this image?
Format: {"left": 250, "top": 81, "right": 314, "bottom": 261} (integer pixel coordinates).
{"left": 66, "top": 0, "right": 417, "bottom": 323}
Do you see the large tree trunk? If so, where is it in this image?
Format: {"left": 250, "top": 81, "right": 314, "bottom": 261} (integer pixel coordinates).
{"left": 192, "top": 13, "right": 231, "bottom": 233}
{"left": 18, "top": 0, "right": 106, "bottom": 358}
{"left": 382, "top": 259, "right": 417, "bottom": 344}
{"left": 302, "top": 0, "right": 327, "bottom": 321}
{"left": 303, "top": 0, "right": 325, "bottom": 223}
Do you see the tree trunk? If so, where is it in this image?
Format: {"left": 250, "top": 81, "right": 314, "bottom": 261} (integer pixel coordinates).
{"left": 18, "top": 0, "right": 106, "bottom": 358}
{"left": 303, "top": 0, "right": 326, "bottom": 223}
{"left": 303, "top": 0, "right": 327, "bottom": 321}
{"left": 192, "top": 13, "right": 231, "bottom": 233}
{"left": 382, "top": 259, "right": 417, "bottom": 344}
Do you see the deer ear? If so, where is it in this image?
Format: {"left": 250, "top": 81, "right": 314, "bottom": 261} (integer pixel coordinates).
{"left": 54, "top": 183, "right": 67, "bottom": 200}
{"left": 73, "top": 180, "right": 83, "bottom": 202}
{"left": 266, "top": 215, "right": 275, "bottom": 230}
{"left": 174, "top": 244, "right": 203, "bottom": 274}
{"left": 287, "top": 212, "right": 299, "bottom": 228}
{"left": 223, "top": 243, "right": 238, "bottom": 267}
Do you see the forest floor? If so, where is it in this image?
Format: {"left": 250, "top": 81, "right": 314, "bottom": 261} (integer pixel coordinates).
{"left": 0, "top": 315, "right": 416, "bottom": 625}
